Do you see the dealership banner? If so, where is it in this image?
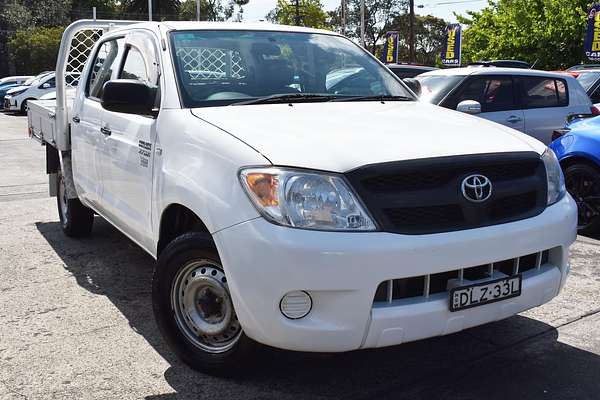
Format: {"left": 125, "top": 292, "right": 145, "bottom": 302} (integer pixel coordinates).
{"left": 380, "top": 31, "right": 399, "bottom": 64}
{"left": 441, "top": 24, "right": 462, "bottom": 67}
{"left": 585, "top": 4, "right": 600, "bottom": 61}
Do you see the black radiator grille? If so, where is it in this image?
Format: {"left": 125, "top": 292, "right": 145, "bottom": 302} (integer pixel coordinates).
{"left": 345, "top": 152, "right": 547, "bottom": 235}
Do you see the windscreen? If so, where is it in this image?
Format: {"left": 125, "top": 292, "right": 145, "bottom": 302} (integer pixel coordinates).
{"left": 576, "top": 71, "right": 600, "bottom": 91}
{"left": 170, "top": 30, "right": 412, "bottom": 107}
{"left": 415, "top": 75, "right": 465, "bottom": 104}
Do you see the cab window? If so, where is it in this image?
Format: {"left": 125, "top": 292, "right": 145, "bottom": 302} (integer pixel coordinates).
{"left": 120, "top": 47, "right": 149, "bottom": 82}
{"left": 87, "top": 38, "right": 124, "bottom": 99}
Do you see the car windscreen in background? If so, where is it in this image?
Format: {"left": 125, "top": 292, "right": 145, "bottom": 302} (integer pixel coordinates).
{"left": 576, "top": 71, "right": 600, "bottom": 91}
{"left": 414, "top": 75, "right": 465, "bottom": 104}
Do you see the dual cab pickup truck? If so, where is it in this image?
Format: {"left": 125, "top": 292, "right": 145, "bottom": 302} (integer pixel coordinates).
{"left": 29, "top": 20, "right": 577, "bottom": 372}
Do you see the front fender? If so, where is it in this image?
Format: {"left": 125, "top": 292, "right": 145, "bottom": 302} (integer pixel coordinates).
{"left": 550, "top": 133, "right": 600, "bottom": 167}
{"left": 152, "top": 110, "right": 268, "bottom": 252}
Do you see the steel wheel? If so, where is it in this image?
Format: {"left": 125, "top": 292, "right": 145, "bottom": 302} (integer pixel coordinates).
{"left": 565, "top": 163, "right": 600, "bottom": 231}
{"left": 171, "top": 260, "right": 242, "bottom": 354}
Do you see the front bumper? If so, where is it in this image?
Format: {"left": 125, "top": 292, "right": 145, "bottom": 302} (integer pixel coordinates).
{"left": 213, "top": 194, "right": 577, "bottom": 352}
{"left": 3, "top": 97, "right": 17, "bottom": 110}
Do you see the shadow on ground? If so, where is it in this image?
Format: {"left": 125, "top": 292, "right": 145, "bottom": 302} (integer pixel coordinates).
{"left": 36, "top": 219, "right": 600, "bottom": 400}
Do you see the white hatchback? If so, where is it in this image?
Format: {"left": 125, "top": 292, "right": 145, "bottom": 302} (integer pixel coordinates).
{"left": 4, "top": 73, "right": 56, "bottom": 113}
{"left": 416, "top": 68, "right": 593, "bottom": 144}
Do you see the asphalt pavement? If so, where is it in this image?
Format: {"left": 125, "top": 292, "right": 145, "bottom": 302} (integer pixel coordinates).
{"left": 0, "top": 111, "right": 599, "bottom": 399}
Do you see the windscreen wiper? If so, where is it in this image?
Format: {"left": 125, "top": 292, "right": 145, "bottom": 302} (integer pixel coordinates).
{"left": 332, "top": 95, "right": 414, "bottom": 102}
{"left": 230, "top": 93, "right": 339, "bottom": 105}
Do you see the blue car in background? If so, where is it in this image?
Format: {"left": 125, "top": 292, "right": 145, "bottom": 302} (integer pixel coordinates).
{"left": 0, "top": 76, "right": 33, "bottom": 105}
{"left": 550, "top": 114, "right": 600, "bottom": 234}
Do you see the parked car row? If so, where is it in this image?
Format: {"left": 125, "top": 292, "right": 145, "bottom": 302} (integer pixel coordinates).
{"left": 1, "top": 71, "right": 56, "bottom": 114}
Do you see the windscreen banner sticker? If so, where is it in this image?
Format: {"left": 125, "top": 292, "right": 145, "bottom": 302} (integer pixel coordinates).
{"left": 585, "top": 4, "right": 600, "bottom": 61}
{"left": 380, "top": 31, "right": 399, "bottom": 64}
{"left": 138, "top": 140, "right": 152, "bottom": 168}
{"left": 441, "top": 24, "right": 462, "bottom": 67}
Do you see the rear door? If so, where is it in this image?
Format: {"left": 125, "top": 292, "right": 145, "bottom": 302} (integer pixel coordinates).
{"left": 97, "top": 31, "right": 159, "bottom": 250}
{"left": 441, "top": 75, "right": 525, "bottom": 132}
{"left": 71, "top": 37, "right": 123, "bottom": 208}
{"left": 517, "top": 76, "right": 573, "bottom": 144}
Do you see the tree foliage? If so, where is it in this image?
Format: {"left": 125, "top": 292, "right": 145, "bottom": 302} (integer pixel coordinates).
{"left": 0, "top": 0, "right": 71, "bottom": 29}
{"left": 266, "top": 0, "right": 329, "bottom": 29}
{"left": 179, "top": 0, "right": 248, "bottom": 22}
{"left": 389, "top": 14, "right": 447, "bottom": 65}
{"left": 457, "top": 0, "right": 589, "bottom": 69}
{"left": 8, "top": 26, "right": 64, "bottom": 74}
{"left": 70, "top": 0, "right": 120, "bottom": 19}
{"left": 329, "top": 0, "right": 406, "bottom": 53}
{"left": 123, "top": 0, "right": 181, "bottom": 18}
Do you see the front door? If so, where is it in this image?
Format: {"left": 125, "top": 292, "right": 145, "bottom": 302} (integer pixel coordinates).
{"left": 98, "top": 32, "right": 159, "bottom": 250}
{"left": 71, "top": 37, "right": 123, "bottom": 208}
{"left": 442, "top": 75, "right": 526, "bottom": 132}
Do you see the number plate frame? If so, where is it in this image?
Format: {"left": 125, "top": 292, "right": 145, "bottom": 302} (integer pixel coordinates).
{"left": 449, "top": 274, "right": 522, "bottom": 312}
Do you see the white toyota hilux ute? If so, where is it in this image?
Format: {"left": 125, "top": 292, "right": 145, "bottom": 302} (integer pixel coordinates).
{"left": 28, "top": 20, "right": 577, "bottom": 372}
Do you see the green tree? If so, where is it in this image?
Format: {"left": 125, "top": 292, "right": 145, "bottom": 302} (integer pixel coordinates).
{"left": 457, "top": 0, "right": 589, "bottom": 69}
{"left": 8, "top": 26, "right": 64, "bottom": 74}
{"left": 123, "top": 0, "right": 181, "bottom": 19}
{"left": 0, "top": 0, "right": 71, "bottom": 28}
{"left": 389, "top": 13, "right": 447, "bottom": 65}
{"left": 266, "top": 0, "right": 329, "bottom": 29}
{"left": 329, "top": 0, "right": 406, "bottom": 53}
{"left": 70, "top": 0, "right": 120, "bottom": 20}
{"left": 179, "top": 0, "right": 248, "bottom": 21}
{"left": 0, "top": 0, "right": 71, "bottom": 76}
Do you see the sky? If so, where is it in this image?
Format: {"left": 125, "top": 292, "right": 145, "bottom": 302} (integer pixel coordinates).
{"left": 241, "top": 0, "right": 487, "bottom": 24}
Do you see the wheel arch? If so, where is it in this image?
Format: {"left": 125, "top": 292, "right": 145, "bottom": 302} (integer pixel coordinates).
{"left": 559, "top": 154, "right": 600, "bottom": 171}
{"left": 157, "top": 203, "right": 211, "bottom": 256}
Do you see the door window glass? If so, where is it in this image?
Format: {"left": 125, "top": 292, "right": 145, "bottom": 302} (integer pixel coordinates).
{"left": 521, "top": 77, "right": 568, "bottom": 108}
{"left": 41, "top": 78, "right": 55, "bottom": 88}
{"left": 87, "top": 38, "right": 123, "bottom": 99}
{"left": 591, "top": 86, "right": 600, "bottom": 104}
{"left": 120, "top": 47, "right": 149, "bottom": 82}
{"left": 444, "top": 76, "right": 515, "bottom": 112}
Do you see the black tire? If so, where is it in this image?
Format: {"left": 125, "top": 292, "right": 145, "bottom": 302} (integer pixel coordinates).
{"left": 153, "top": 232, "right": 258, "bottom": 373}
{"left": 57, "top": 172, "right": 94, "bottom": 237}
{"left": 20, "top": 99, "right": 30, "bottom": 115}
{"left": 564, "top": 162, "right": 600, "bottom": 235}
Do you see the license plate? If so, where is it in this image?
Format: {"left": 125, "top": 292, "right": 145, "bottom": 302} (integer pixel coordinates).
{"left": 449, "top": 275, "right": 522, "bottom": 312}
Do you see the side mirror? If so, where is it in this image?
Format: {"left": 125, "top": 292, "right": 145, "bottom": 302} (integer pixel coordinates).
{"left": 403, "top": 78, "right": 421, "bottom": 97}
{"left": 101, "top": 79, "right": 156, "bottom": 115}
{"left": 456, "top": 100, "right": 482, "bottom": 115}
{"left": 41, "top": 83, "right": 51, "bottom": 89}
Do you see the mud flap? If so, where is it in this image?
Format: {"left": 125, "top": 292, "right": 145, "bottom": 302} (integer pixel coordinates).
{"left": 58, "top": 151, "right": 78, "bottom": 200}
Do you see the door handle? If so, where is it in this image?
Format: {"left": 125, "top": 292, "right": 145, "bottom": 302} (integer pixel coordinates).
{"left": 100, "top": 126, "right": 111, "bottom": 136}
{"left": 72, "top": 115, "right": 80, "bottom": 123}
{"left": 506, "top": 115, "right": 522, "bottom": 123}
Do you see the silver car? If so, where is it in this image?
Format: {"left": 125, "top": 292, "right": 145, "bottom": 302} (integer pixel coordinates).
{"left": 416, "top": 67, "right": 593, "bottom": 144}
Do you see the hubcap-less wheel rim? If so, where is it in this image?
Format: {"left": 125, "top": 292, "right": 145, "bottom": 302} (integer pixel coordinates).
{"left": 171, "top": 260, "right": 242, "bottom": 353}
{"left": 58, "top": 175, "right": 69, "bottom": 226}
{"left": 566, "top": 168, "right": 600, "bottom": 229}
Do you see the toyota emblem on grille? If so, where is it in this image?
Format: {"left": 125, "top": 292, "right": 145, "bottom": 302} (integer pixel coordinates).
{"left": 461, "top": 174, "right": 492, "bottom": 203}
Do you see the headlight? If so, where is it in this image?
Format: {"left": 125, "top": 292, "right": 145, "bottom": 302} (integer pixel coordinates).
{"left": 541, "top": 148, "right": 566, "bottom": 206}
{"left": 239, "top": 167, "right": 377, "bottom": 231}
{"left": 8, "top": 88, "right": 26, "bottom": 96}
